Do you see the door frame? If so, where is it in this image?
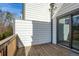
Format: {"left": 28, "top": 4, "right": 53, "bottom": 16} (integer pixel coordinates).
{"left": 56, "top": 8, "right": 79, "bottom": 51}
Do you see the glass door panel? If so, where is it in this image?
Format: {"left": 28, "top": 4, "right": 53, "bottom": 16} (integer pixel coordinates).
{"left": 72, "top": 15, "right": 79, "bottom": 50}
{"left": 58, "top": 16, "right": 71, "bottom": 47}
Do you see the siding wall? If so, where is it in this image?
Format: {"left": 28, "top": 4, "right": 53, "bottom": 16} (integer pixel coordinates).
{"left": 53, "top": 3, "right": 79, "bottom": 44}
{"left": 15, "top": 3, "right": 51, "bottom": 47}
{"left": 25, "top": 3, "right": 50, "bottom": 22}
{"left": 15, "top": 20, "right": 33, "bottom": 47}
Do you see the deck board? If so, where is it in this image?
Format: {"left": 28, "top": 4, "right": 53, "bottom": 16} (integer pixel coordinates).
{"left": 16, "top": 43, "right": 79, "bottom": 56}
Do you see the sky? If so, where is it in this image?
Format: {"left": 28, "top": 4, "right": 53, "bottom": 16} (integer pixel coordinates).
{"left": 0, "top": 3, "right": 23, "bottom": 18}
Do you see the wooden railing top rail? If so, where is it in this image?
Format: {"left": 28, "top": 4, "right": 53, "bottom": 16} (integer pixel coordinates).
{"left": 0, "top": 34, "right": 17, "bottom": 50}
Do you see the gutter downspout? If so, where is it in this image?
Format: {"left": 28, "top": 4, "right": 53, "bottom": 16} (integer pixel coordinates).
{"left": 50, "top": 3, "right": 54, "bottom": 44}
{"left": 50, "top": 3, "right": 63, "bottom": 44}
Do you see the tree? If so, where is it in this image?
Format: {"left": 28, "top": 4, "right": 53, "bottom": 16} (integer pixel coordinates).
{"left": 6, "top": 12, "right": 14, "bottom": 23}
{"left": 0, "top": 10, "right": 14, "bottom": 40}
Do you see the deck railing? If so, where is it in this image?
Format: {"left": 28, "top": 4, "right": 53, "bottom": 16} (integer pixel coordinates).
{"left": 0, "top": 34, "right": 17, "bottom": 56}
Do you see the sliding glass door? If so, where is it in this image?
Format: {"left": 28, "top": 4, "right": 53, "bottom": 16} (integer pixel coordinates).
{"left": 58, "top": 14, "right": 79, "bottom": 50}
{"left": 72, "top": 15, "right": 79, "bottom": 50}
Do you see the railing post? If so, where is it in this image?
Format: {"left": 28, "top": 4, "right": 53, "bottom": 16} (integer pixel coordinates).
{"left": 3, "top": 46, "right": 7, "bottom": 56}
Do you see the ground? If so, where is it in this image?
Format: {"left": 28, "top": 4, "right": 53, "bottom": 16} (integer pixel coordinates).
{"left": 16, "top": 43, "right": 79, "bottom": 56}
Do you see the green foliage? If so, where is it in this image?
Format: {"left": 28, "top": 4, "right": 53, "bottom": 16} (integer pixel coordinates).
{"left": 0, "top": 33, "right": 3, "bottom": 40}
{"left": 73, "top": 26, "right": 79, "bottom": 30}
{"left": 0, "top": 10, "right": 14, "bottom": 41}
{"left": 75, "top": 38, "right": 79, "bottom": 41}
{"left": 6, "top": 12, "right": 14, "bottom": 21}
{"left": 0, "top": 26, "right": 13, "bottom": 41}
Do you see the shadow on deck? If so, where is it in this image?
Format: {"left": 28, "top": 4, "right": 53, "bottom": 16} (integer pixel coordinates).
{"left": 15, "top": 35, "right": 26, "bottom": 56}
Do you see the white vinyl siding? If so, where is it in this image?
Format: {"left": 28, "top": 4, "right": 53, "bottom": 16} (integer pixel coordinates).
{"left": 15, "top": 3, "right": 51, "bottom": 47}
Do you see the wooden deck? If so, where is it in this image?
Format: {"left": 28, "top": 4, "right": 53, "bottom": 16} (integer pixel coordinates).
{"left": 16, "top": 43, "right": 79, "bottom": 56}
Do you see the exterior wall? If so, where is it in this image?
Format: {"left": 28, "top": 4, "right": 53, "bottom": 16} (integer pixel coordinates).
{"left": 52, "top": 3, "right": 63, "bottom": 44}
{"left": 15, "top": 20, "right": 33, "bottom": 47}
{"left": 25, "top": 3, "right": 50, "bottom": 22}
{"left": 15, "top": 3, "right": 79, "bottom": 46}
{"left": 15, "top": 3, "right": 51, "bottom": 47}
{"left": 53, "top": 3, "right": 79, "bottom": 44}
